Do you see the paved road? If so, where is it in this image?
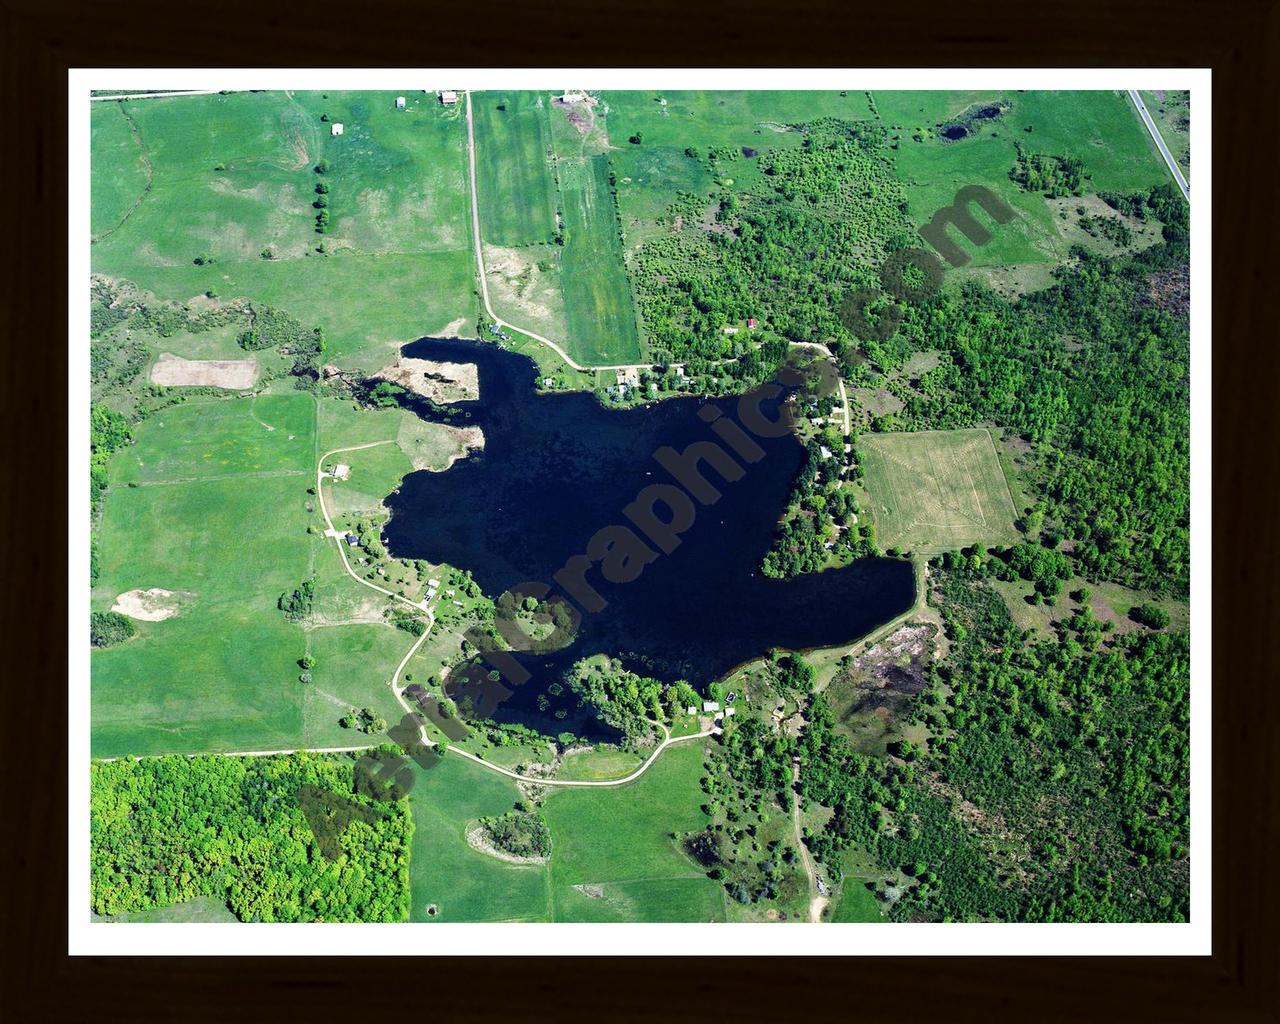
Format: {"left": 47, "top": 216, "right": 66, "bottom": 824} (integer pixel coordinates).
{"left": 1128, "top": 89, "right": 1190, "bottom": 203}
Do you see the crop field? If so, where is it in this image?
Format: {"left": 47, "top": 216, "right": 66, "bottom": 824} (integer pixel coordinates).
{"left": 472, "top": 92, "right": 560, "bottom": 246}
{"left": 556, "top": 154, "right": 642, "bottom": 364}
{"left": 90, "top": 91, "right": 477, "bottom": 371}
{"left": 857, "top": 428, "right": 1019, "bottom": 553}
{"left": 876, "top": 90, "right": 1170, "bottom": 273}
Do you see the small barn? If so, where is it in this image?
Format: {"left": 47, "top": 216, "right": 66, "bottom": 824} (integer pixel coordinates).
{"left": 439, "top": 90, "right": 458, "bottom": 105}
{"left": 330, "top": 122, "right": 344, "bottom": 136}
{"left": 395, "top": 96, "right": 406, "bottom": 109}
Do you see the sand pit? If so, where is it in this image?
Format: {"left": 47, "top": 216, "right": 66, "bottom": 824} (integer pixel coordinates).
{"left": 375, "top": 357, "right": 479, "bottom": 404}
{"left": 112, "top": 588, "right": 187, "bottom": 622}
{"left": 150, "top": 353, "right": 258, "bottom": 389}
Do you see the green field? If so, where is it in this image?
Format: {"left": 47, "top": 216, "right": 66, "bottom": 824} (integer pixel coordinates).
{"left": 91, "top": 392, "right": 437, "bottom": 756}
{"left": 1140, "top": 89, "right": 1191, "bottom": 182}
{"left": 472, "top": 92, "right": 559, "bottom": 246}
{"left": 472, "top": 92, "right": 643, "bottom": 366}
{"left": 404, "top": 740, "right": 721, "bottom": 922}
{"left": 556, "top": 154, "right": 642, "bottom": 364}
{"left": 875, "top": 90, "right": 1171, "bottom": 278}
{"left": 91, "top": 91, "right": 477, "bottom": 371}
{"left": 858, "top": 428, "right": 1020, "bottom": 553}
{"left": 542, "top": 741, "right": 725, "bottom": 922}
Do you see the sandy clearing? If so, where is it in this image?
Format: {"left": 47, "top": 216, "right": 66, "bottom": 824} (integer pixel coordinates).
{"left": 375, "top": 357, "right": 479, "bottom": 404}
{"left": 150, "top": 352, "right": 258, "bottom": 389}
{"left": 436, "top": 426, "right": 484, "bottom": 471}
{"left": 112, "top": 588, "right": 185, "bottom": 622}
{"left": 437, "top": 316, "right": 469, "bottom": 337}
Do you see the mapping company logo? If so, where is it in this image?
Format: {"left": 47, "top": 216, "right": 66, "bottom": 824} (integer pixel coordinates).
{"left": 297, "top": 349, "right": 843, "bottom": 857}
{"left": 840, "top": 185, "right": 1016, "bottom": 340}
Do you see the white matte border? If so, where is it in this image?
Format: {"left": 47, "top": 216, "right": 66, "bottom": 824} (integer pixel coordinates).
{"left": 69, "top": 67, "right": 1211, "bottom": 957}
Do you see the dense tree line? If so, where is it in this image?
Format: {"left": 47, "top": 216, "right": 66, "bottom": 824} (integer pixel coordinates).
{"left": 91, "top": 753, "right": 411, "bottom": 921}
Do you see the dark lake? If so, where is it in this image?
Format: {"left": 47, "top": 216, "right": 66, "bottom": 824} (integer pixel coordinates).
{"left": 382, "top": 338, "right": 915, "bottom": 736}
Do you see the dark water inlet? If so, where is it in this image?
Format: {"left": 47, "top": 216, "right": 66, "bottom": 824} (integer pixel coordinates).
{"left": 382, "top": 338, "right": 915, "bottom": 735}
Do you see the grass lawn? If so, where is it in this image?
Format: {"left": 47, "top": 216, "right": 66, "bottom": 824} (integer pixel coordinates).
{"left": 542, "top": 740, "right": 726, "bottom": 922}
{"left": 91, "top": 91, "right": 477, "bottom": 371}
{"left": 858, "top": 428, "right": 1020, "bottom": 554}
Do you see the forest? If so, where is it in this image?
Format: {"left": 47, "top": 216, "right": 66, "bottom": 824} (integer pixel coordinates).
{"left": 795, "top": 559, "right": 1189, "bottom": 922}
{"left": 91, "top": 753, "right": 411, "bottom": 922}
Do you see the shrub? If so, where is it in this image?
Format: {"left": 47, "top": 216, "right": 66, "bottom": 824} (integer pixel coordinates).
{"left": 90, "top": 611, "right": 136, "bottom": 648}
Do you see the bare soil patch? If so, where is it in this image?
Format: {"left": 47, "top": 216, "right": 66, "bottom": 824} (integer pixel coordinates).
{"left": 150, "top": 352, "right": 258, "bottom": 389}
{"left": 375, "top": 357, "right": 479, "bottom": 404}
{"left": 437, "top": 426, "right": 484, "bottom": 471}
{"left": 112, "top": 588, "right": 188, "bottom": 622}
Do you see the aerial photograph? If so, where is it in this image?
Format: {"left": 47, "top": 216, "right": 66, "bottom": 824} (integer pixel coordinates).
{"left": 86, "top": 81, "right": 1193, "bottom": 930}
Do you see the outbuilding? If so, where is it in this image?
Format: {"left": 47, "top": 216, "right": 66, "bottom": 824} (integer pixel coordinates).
{"left": 330, "top": 122, "right": 344, "bottom": 136}
{"left": 395, "top": 96, "right": 406, "bottom": 109}
{"left": 439, "top": 90, "right": 458, "bottom": 105}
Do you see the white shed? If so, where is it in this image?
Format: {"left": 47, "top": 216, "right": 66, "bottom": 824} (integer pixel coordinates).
{"left": 330, "top": 122, "right": 344, "bottom": 136}
{"left": 395, "top": 96, "right": 406, "bottom": 109}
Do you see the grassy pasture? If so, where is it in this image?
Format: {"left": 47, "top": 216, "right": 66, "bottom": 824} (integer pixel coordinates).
{"left": 91, "top": 91, "right": 477, "bottom": 371}
{"left": 472, "top": 92, "right": 559, "bottom": 246}
{"left": 858, "top": 428, "right": 1019, "bottom": 553}
{"left": 90, "top": 393, "right": 428, "bottom": 757}
{"left": 542, "top": 741, "right": 725, "bottom": 922}
{"left": 1140, "top": 89, "right": 1191, "bottom": 181}
{"left": 92, "top": 894, "right": 239, "bottom": 924}
{"left": 91, "top": 103, "right": 150, "bottom": 240}
{"left": 90, "top": 471, "right": 311, "bottom": 756}
{"left": 109, "top": 393, "right": 313, "bottom": 485}
{"left": 407, "top": 757, "right": 550, "bottom": 922}
{"left": 876, "top": 90, "right": 1170, "bottom": 274}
